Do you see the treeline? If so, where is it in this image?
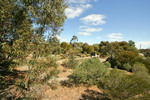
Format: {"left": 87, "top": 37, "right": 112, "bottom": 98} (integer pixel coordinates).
{"left": 62, "top": 39, "right": 150, "bottom": 72}
{"left": 60, "top": 39, "right": 137, "bottom": 56}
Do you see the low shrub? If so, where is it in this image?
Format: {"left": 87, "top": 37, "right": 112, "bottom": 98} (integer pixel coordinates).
{"left": 63, "top": 54, "right": 79, "bottom": 69}
{"left": 122, "top": 63, "right": 131, "bottom": 71}
{"left": 104, "top": 62, "right": 111, "bottom": 68}
{"left": 15, "top": 56, "right": 59, "bottom": 95}
{"left": 136, "top": 57, "right": 150, "bottom": 73}
{"left": 99, "top": 70, "right": 150, "bottom": 100}
{"left": 70, "top": 58, "right": 108, "bottom": 85}
{"left": 132, "top": 62, "right": 150, "bottom": 83}
{"left": 27, "top": 56, "right": 59, "bottom": 86}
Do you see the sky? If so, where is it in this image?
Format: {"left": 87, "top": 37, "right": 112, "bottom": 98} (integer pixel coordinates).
{"left": 59, "top": 0, "right": 150, "bottom": 49}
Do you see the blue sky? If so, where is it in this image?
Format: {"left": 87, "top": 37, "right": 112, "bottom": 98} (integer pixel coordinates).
{"left": 60, "top": 0, "right": 150, "bottom": 49}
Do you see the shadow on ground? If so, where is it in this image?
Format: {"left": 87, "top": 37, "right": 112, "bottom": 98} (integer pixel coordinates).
{"left": 80, "top": 89, "right": 110, "bottom": 100}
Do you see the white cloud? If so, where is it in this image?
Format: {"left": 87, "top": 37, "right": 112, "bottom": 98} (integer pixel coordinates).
{"left": 107, "top": 33, "right": 123, "bottom": 39}
{"left": 65, "top": 4, "right": 92, "bottom": 19}
{"left": 65, "top": 7, "right": 83, "bottom": 19}
{"left": 54, "top": 35, "right": 67, "bottom": 42}
{"left": 79, "top": 26, "right": 87, "bottom": 29}
{"left": 107, "top": 33, "right": 124, "bottom": 41}
{"left": 136, "top": 41, "right": 150, "bottom": 49}
{"left": 97, "top": 37, "right": 101, "bottom": 39}
{"left": 80, "top": 27, "right": 103, "bottom": 32}
{"left": 80, "top": 14, "right": 106, "bottom": 26}
{"left": 78, "top": 32, "right": 91, "bottom": 36}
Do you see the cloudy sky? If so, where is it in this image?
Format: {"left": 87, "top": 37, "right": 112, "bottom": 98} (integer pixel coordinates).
{"left": 60, "top": 0, "right": 150, "bottom": 49}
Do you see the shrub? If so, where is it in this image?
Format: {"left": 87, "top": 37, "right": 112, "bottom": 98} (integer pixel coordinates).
{"left": 132, "top": 62, "right": 150, "bottom": 83}
{"left": 99, "top": 70, "right": 150, "bottom": 100}
{"left": 15, "top": 56, "right": 59, "bottom": 93}
{"left": 116, "top": 51, "right": 138, "bottom": 68}
{"left": 122, "top": 63, "right": 131, "bottom": 71}
{"left": 27, "top": 56, "right": 59, "bottom": 86}
{"left": 70, "top": 58, "right": 108, "bottom": 85}
{"left": 63, "top": 54, "right": 79, "bottom": 69}
{"left": 104, "top": 62, "right": 111, "bottom": 68}
{"left": 136, "top": 57, "right": 150, "bottom": 73}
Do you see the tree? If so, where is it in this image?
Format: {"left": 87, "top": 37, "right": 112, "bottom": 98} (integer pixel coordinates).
{"left": 102, "top": 41, "right": 139, "bottom": 68}
{"left": 70, "top": 35, "right": 78, "bottom": 44}
{"left": 93, "top": 44, "right": 99, "bottom": 53}
{"left": 128, "top": 40, "right": 135, "bottom": 47}
{"left": 61, "top": 42, "right": 72, "bottom": 54}
{"left": 0, "top": 0, "right": 33, "bottom": 71}
{"left": 99, "top": 41, "right": 109, "bottom": 56}
{"left": 0, "top": 0, "right": 67, "bottom": 66}
{"left": 0, "top": 0, "right": 68, "bottom": 98}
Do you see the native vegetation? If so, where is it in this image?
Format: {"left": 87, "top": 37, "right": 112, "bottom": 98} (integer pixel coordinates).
{"left": 0, "top": 0, "right": 150, "bottom": 99}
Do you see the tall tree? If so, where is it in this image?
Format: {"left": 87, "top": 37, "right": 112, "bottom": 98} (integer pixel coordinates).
{"left": 128, "top": 40, "right": 135, "bottom": 47}
{"left": 70, "top": 35, "right": 78, "bottom": 44}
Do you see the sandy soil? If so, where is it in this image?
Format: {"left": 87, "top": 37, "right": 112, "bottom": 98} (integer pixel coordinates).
{"left": 43, "top": 85, "right": 105, "bottom": 100}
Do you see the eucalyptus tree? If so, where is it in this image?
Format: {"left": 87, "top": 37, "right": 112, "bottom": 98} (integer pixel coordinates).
{"left": 70, "top": 35, "right": 78, "bottom": 44}
{"left": 0, "top": 0, "right": 68, "bottom": 98}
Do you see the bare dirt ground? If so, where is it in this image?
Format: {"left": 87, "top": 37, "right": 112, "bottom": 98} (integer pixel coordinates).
{"left": 43, "top": 85, "right": 105, "bottom": 100}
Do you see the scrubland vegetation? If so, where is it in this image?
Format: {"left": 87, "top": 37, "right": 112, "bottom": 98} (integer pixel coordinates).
{"left": 0, "top": 0, "right": 150, "bottom": 99}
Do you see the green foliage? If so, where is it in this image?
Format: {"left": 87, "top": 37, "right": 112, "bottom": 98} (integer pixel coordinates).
{"left": 70, "top": 35, "right": 78, "bottom": 44}
{"left": 27, "top": 56, "right": 59, "bottom": 87}
{"left": 0, "top": 0, "right": 67, "bottom": 99}
{"left": 93, "top": 44, "right": 99, "bottom": 53}
{"left": 14, "top": 56, "right": 59, "bottom": 98}
{"left": 104, "top": 62, "right": 111, "bottom": 68}
{"left": 70, "top": 58, "right": 108, "bottom": 85}
{"left": 99, "top": 70, "right": 150, "bottom": 100}
{"left": 82, "top": 43, "right": 95, "bottom": 54}
{"left": 101, "top": 41, "right": 139, "bottom": 69}
{"left": 128, "top": 40, "right": 135, "bottom": 47}
{"left": 122, "top": 63, "right": 131, "bottom": 71}
{"left": 132, "top": 62, "right": 150, "bottom": 83}
{"left": 61, "top": 42, "right": 72, "bottom": 54}
{"left": 136, "top": 57, "right": 150, "bottom": 73}
{"left": 116, "top": 51, "right": 138, "bottom": 68}
{"left": 63, "top": 54, "right": 79, "bottom": 69}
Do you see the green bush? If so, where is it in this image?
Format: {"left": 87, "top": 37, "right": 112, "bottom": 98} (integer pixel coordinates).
{"left": 132, "top": 62, "right": 150, "bottom": 83}
{"left": 28, "top": 56, "right": 59, "bottom": 85}
{"left": 104, "top": 62, "right": 111, "bottom": 68}
{"left": 122, "top": 63, "right": 131, "bottom": 71}
{"left": 99, "top": 70, "right": 150, "bottom": 100}
{"left": 136, "top": 57, "right": 150, "bottom": 73}
{"left": 70, "top": 58, "right": 108, "bottom": 85}
{"left": 63, "top": 54, "right": 79, "bottom": 69}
